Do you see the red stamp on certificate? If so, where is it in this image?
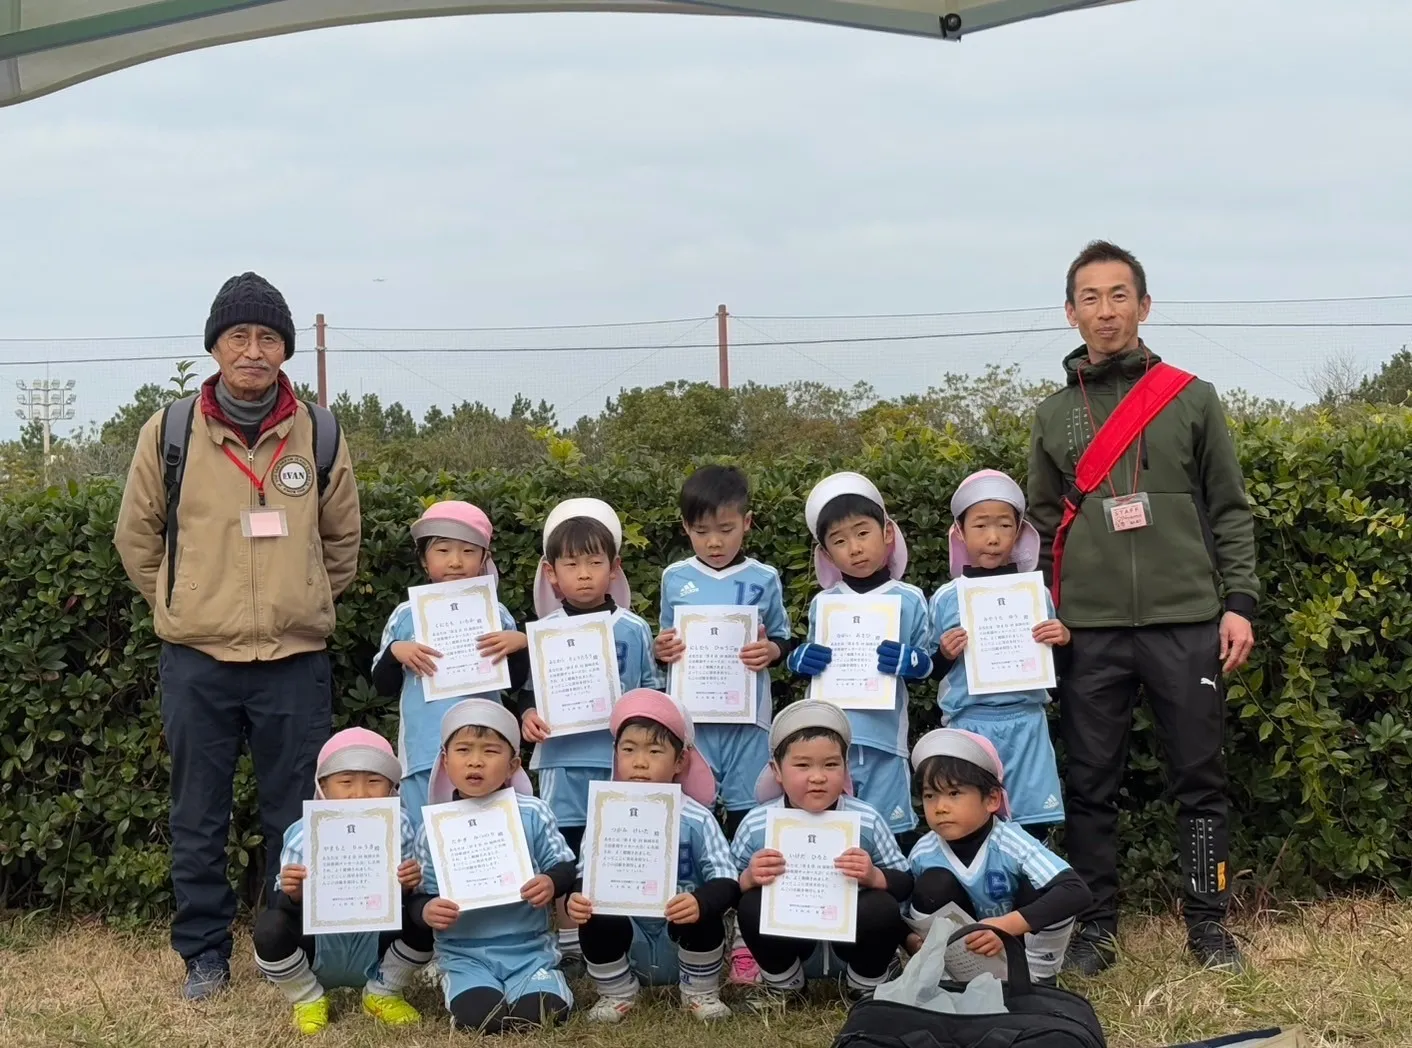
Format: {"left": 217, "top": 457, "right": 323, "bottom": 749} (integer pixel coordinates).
{"left": 643, "top": 881, "right": 658, "bottom": 896}
{"left": 822, "top": 905, "right": 838, "bottom": 921}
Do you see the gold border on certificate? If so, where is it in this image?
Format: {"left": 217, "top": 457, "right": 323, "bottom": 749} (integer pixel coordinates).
{"left": 956, "top": 571, "right": 1056, "bottom": 695}
{"left": 527, "top": 613, "right": 620, "bottom": 736}
{"left": 302, "top": 797, "right": 402, "bottom": 935}
{"left": 423, "top": 790, "right": 534, "bottom": 911}
{"left": 581, "top": 781, "right": 682, "bottom": 918}
{"left": 808, "top": 593, "right": 902, "bottom": 710}
{"left": 668, "top": 605, "right": 759, "bottom": 725}
{"left": 759, "top": 808, "right": 861, "bottom": 943}
{"left": 409, "top": 576, "right": 512, "bottom": 701}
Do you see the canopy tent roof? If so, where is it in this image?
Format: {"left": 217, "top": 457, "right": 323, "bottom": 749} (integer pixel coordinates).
{"left": 0, "top": 0, "right": 1132, "bottom": 108}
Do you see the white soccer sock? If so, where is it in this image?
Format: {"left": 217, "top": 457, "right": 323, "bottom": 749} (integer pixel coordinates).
{"left": 366, "top": 938, "right": 434, "bottom": 997}
{"left": 677, "top": 944, "right": 725, "bottom": 995}
{"left": 585, "top": 956, "right": 640, "bottom": 999}
{"left": 904, "top": 904, "right": 938, "bottom": 937}
{"left": 845, "top": 965, "right": 886, "bottom": 994}
{"left": 255, "top": 948, "right": 323, "bottom": 1006}
{"left": 1025, "top": 921, "right": 1075, "bottom": 980}
{"left": 760, "top": 958, "right": 805, "bottom": 992}
{"left": 558, "top": 927, "right": 581, "bottom": 955}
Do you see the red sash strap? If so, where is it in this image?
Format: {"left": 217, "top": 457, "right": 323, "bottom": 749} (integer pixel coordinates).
{"left": 1050, "top": 361, "right": 1196, "bottom": 605}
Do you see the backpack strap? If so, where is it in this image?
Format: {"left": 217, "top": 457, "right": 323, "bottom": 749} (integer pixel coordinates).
{"left": 158, "top": 394, "right": 198, "bottom": 606}
{"left": 1050, "top": 361, "right": 1196, "bottom": 605}
{"left": 303, "top": 400, "right": 340, "bottom": 497}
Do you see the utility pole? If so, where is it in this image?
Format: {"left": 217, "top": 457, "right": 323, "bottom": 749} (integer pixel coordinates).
{"left": 16, "top": 378, "right": 76, "bottom": 486}
{"left": 315, "top": 313, "right": 328, "bottom": 408}
{"left": 716, "top": 304, "right": 730, "bottom": 390}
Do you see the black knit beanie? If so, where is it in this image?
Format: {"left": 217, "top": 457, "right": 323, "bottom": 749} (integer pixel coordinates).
{"left": 204, "top": 272, "right": 296, "bottom": 358}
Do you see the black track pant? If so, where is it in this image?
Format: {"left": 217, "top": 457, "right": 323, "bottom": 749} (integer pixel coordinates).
{"left": 1059, "top": 623, "right": 1229, "bottom": 933}
{"left": 449, "top": 989, "right": 571, "bottom": 1034}
{"left": 252, "top": 889, "right": 433, "bottom": 968}
{"left": 737, "top": 887, "right": 906, "bottom": 979}
{"left": 579, "top": 911, "right": 726, "bottom": 962}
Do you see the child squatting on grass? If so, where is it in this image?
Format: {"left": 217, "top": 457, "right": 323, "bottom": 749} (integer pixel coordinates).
{"left": 731, "top": 701, "right": 913, "bottom": 1010}
{"left": 568, "top": 689, "right": 741, "bottom": 1023}
{"left": 412, "top": 700, "right": 578, "bottom": 1034}
{"left": 254, "top": 728, "right": 429, "bottom": 1035}
{"left": 904, "top": 728, "right": 1092, "bottom": 983}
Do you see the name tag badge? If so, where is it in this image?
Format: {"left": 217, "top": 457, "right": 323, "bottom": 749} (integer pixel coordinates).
{"left": 1103, "top": 492, "right": 1151, "bottom": 533}
{"left": 241, "top": 507, "right": 289, "bottom": 539}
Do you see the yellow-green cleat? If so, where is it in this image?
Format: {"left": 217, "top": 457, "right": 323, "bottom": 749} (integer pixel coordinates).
{"left": 363, "top": 992, "right": 422, "bottom": 1026}
{"left": 292, "top": 997, "right": 330, "bottom": 1036}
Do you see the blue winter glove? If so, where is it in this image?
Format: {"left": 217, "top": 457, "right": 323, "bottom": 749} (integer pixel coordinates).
{"left": 787, "top": 642, "right": 833, "bottom": 677}
{"left": 877, "top": 640, "right": 933, "bottom": 680}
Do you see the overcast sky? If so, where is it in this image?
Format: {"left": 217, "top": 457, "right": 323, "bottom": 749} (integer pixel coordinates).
{"left": 0, "top": 0, "right": 1409, "bottom": 434}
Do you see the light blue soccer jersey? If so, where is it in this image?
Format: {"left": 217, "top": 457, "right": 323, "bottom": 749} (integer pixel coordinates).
{"left": 927, "top": 580, "right": 1056, "bottom": 719}
{"left": 377, "top": 599, "right": 518, "bottom": 776}
{"left": 577, "top": 794, "right": 736, "bottom": 896}
{"left": 803, "top": 578, "right": 931, "bottom": 758}
{"left": 527, "top": 606, "right": 662, "bottom": 773}
{"left": 660, "top": 556, "right": 791, "bottom": 733}
{"left": 729, "top": 795, "right": 908, "bottom": 874}
{"left": 276, "top": 801, "right": 421, "bottom": 988}
{"left": 414, "top": 792, "right": 575, "bottom": 943}
{"left": 907, "top": 821, "right": 1070, "bottom": 919}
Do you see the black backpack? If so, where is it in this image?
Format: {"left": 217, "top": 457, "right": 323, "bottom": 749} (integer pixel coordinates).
{"left": 157, "top": 393, "right": 340, "bottom": 604}
{"left": 833, "top": 925, "right": 1106, "bottom": 1048}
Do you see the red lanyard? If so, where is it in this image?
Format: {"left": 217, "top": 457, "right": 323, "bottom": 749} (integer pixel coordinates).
{"left": 1076, "top": 349, "right": 1149, "bottom": 499}
{"left": 223, "top": 436, "right": 288, "bottom": 507}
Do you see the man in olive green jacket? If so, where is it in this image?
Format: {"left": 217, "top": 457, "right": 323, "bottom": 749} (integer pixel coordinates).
{"left": 1028, "top": 241, "right": 1257, "bottom": 975}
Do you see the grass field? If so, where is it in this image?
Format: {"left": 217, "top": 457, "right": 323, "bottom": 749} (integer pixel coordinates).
{"left": 1, "top": 900, "right": 1407, "bottom": 1048}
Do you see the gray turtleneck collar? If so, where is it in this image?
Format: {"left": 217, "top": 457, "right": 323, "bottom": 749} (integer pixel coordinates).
{"left": 215, "top": 377, "right": 279, "bottom": 435}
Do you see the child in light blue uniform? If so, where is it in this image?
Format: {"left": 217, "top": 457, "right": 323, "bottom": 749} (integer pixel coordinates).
{"left": 412, "top": 700, "right": 578, "bottom": 1033}
{"left": 656, "top": 466, "right": 793, "bottom": 833}
{"left": 787, "top": 472, "right": 931, "bottom": 848}
{"left": 569, "top": 689, "right": 740, "bottom": 1023}
{"left": 904, "top": 728, "right": 1090, "bottom": 982}
{"left": 655, "top": 466, "right": 793, "bottom": 986}
{"left": 518, "top": 497, "right": 662, "bottom": 961}
{"left": 370, "top": 501, "right": 529, "bottom": 830}
{"left": 254, "top": 728, "right": 429, "bottom": 1035}
{"left": 928, "top": 470, "right": 1070, "bottom": 836}
{"left": 731, "top": 701, "right": 912, "bottom": 1007}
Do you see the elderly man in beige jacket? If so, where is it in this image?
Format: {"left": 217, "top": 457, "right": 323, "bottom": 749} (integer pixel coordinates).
{"left": 116, "top": 272, "right": 361, "bottom": 1000}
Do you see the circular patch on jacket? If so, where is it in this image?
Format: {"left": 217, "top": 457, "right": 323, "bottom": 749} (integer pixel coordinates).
{"left": 272, "top": 455, "right": 315, "bottom": 497}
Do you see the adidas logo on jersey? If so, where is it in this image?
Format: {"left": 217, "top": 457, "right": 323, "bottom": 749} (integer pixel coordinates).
{"left": 891, "top": 806, "right": 907, "bottom": 821}
{"left": 1043, "top": 795, "right": 1060, "bottom": 810}
{"left": 679, "top": 581, "right": 700, "bottom": 596}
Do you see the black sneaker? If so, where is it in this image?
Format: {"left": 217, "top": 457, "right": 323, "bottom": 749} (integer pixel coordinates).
{"left": 182, "top": 950, "right": 230, "bottom": 1001}
{"left": 1062, "top": 929, "right": 1116, "bottom": 977}
{"left": 1188, "top": 922, "right": 1246, "bottom": 973}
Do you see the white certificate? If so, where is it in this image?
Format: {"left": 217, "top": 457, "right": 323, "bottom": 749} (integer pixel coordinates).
{"left": 759, "top": 807, "right": 861, "bottom": 943}
{"left": 301, "top": 797, "right": 402, "bottom": 936}
{"left": 581, "top": 781, "right": 682, "bottom": 918}
{"left": 808, "top": 593, "right": 902, "bottom": 710}
{"left": 422, "top": 790, "right": 535, "bottom": 911}
{"left": 955, "top": 572, "right": 1056, "bottom": 695}
{"left": 527, "top": 612, "right": 620, "bottom": 737}
{"left": 668, "top": 605, "right": 759, "bottom": 724}
{"left": 409, "top": 577, "right": 512, "bottom": 701}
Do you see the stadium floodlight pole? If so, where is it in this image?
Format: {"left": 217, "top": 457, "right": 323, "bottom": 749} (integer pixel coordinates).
{"left": 15, "top": 377, "right": 76, "bottom": 486}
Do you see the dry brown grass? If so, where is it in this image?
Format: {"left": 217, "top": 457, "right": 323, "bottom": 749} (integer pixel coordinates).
{"left": 1, "top": 901, "right": 1408, "bottom": 1048}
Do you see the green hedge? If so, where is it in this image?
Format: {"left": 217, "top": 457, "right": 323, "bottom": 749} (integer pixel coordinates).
{"left": 3, "top": 408, "right": 1412, "bottom": 918}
